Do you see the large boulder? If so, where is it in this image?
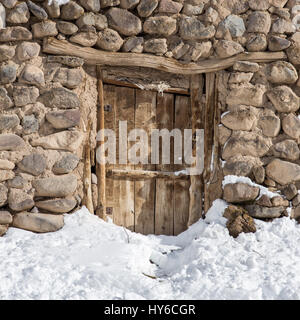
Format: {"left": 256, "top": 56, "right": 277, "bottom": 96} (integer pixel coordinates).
{"left": 96, "top": 28, "right": 123, "bottom": 51}
{"left": 257, "top": 111, "right": 281, "bottom": 137}
{"left": 32, "top": 21, "right": 58, "bottom": 38}
{"left": 40, "top": 87, "right": 80, "bottom": 109}
{"left": 19, "top": 65, "right": 45, "bottom": 87}
{"left": 246, "top": 11, "right": 271, "bottom": 34}
{"left": 16, "top": 42, "right": 40, "bottom": 61}
{"left": 222, "top": 131, "right": 271, "bottom": 160}
{"left": 6, "top": 2, "right": 29, "bottom": 24}
{"left": 137, "top": 0, "right": 158, "bottom": 17}
{"left": 215, "top": 40, "right": 244, "bottom": 58}
{"left": 0, "top": 26, "right": 32, "bottom": 42}
{"left": 143, "top": 16, "right": 176, "bottom": 37}
{"left": 12, "top": 212, "right": 64, "bottom": 233}
{"left": 223, "top": 183, "right": 260, "bottom": 203}
{"left": 226, "top": 84, "right": 266, "bottom": 107}
{"left": 61, "top": 1, "right": 84, "bottom": 20}
{"left": 244, "top": 204, "right": 285, "bottom": 219}
{"left": 106, "top": 7, "right": 142, "bottom": 36}
{"left": 217, "top": 14, "right": 245, "bottom": 38}
{"left": 35, "top": 198, "right": 77, "bottom": 214}
{"left": 31, "top": 131, "right": 85, "bottom": 152}
{"left": 179, "top": 17, "right": 215, "bottom": 40}
{"left": 266, "top": 159, "right": 300, "bottom": 185}
{"left": 33, "top": 174, "right": 77, "bottom": 197}
{"left": 226, "top": 210, "right": 256, "bottom": 238}
{"left": 266, "top": 86, "right": 299, "bottom": 112}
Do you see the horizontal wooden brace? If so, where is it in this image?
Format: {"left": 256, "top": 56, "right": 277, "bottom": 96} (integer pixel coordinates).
{"left": 43, "top": 38, "right": 286, "bottom": 75}
{"left": 106, "top": 169, "right": 190, "bottom": 180}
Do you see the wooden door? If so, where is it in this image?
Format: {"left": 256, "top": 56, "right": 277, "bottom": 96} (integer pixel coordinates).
{"left": 100, "top": 84, "right": 200, "bottom": 235}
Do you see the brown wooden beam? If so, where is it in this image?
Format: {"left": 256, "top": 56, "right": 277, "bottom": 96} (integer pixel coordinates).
{"left": 43, "top": 38, "right": 286, "bottom": 75}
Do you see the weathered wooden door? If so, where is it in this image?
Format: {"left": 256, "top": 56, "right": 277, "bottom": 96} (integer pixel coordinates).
{"left": 100, "top": 83, "right": 198, "bottom": 235}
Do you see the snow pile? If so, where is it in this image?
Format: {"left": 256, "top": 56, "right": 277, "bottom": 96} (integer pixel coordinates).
{"left": 1, "top": 202, "right": 300, "bottom": 299}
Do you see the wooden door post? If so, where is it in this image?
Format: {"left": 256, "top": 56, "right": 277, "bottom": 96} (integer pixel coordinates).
{"left": 96, "top": 66, "right": 107, "bottom": 220}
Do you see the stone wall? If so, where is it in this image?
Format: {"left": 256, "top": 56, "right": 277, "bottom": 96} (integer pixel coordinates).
{"left": 1, "top": 0, "right": 300, "bottom": 235}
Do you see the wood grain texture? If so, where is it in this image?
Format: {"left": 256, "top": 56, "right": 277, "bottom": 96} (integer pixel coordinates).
{"left": 43, "top": 38, "right": 286, "bottom": 75}
{"left": 155, "top": 93, "right": 174, "bottom": 235}
{"left": 174, "top": 95, "right": 191, "bottom": 235}
{"left": 134, "top": 90, "right": 156, "bottom": 234}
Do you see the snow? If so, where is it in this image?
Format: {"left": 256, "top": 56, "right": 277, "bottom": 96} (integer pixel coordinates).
{"left": 1, "top": 203, "right": 300, "bottom": 299}
{"left": 48, "top": 0, "right": 69, "bottom": 6}
{"left": 223, "top": 175, "right": 280, "bottom": 199}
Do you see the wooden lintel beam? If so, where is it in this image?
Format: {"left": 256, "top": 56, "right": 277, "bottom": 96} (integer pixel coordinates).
{"left": 43, "top": 38, "right": 286, "bottom": 75}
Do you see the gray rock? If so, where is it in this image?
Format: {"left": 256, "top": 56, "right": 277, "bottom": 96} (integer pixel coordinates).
{"left": 44, "top": 1, "right": 60, "bottom": 18}
{"left": 57, "top": 21, "right": 79, "bottom": 35}
{"left": 33, "top": 174, "right": 78, "bottom": 197}
{"left": 266, "top": 159, "right": 300, "bottom": 185}
{"left": 122, "top": 36, "right": 144, "bottom": 52}
{"left": 267, "top": 86, "right": 299, "bottom": 112}
{"left": 223, "top": 159, "right": 254, "bottom": 177}
{"left": 271, "top": 140, "right": 300, "bottom": 161}
{"left": 217, "top": 15, "right": 245, "bottom": 38}
{"left": 107, "top": 8, "right": 142, "bottom": 36}
{"left": 0, "top": 183, "right": 8, "bottom": 207}
{"left": 257, "top": 113, "right": 281, "bottom": 137}
{"left": 0, "top": 134, "right": 25, "bottom": 151}
{"left": 247, "top": 11, "right": 271, "bottom": 34}
{"left": 0, "top": 45, "right": 15, "bottom": 62}
{"left": 179, "top": 17, "right": 215, "bottom": 40}
{"left": 53, "top": 68, "right": 83, "bottom": 89}
{"left": 0, "top": 63, "right": 17, "bottom": 84}
{"left": 61, "top": 1, "right": 84, "bottom": 20}
{"left": 8, "top": 189, "right": 34, "bottom": 212}
{"left": 1, "top": 0, "right": 17, "bottom": 9}
{"left": 0, "top": 87, "right": 13, "bottom": 109}
{"left": 22, "top": 114, "right": 38, "bottom": 134}
{"left": 13, "top": 86, "right": 39, "bottom": 107}
{"left": 94, "top": 14, "right": 108, "bottom": 30}
{"left": 18, "top": 154, "right": 46, "bottom": 176}
{"left": 19, "top": 65, "right": 45, "bottom": 87}
{"left": 96, "top": 28, "right": 124, "bottom": 51}
{"left": 12, "top": 212, "right": 64, "bottom": 233}
{"left": 36, "top": 198, "right": 77, "bottom": 213}
{"left": 6, "top": 2, "right": 29, "bottom": 24}
{"left": 223, "top": 183, "right": 260, "bottom": 203}
{"left": 32, "top": 20, "right": 58, "bottom": 38}
{"left": 182, "top": 3, "right": 204, "bottom": 15}
{"left": 70, "top": 31, "right": 98, "bottom": 47}
{"left": 143, "top": 16, "right": 177, "bottom": 37}
{"left": 76, "top": 12, "right": 95, "bottom": 28}
{"left": 215, "top": 40, "right": 244, "bottom": 58}
{"left": 46, "top": 109, "right": 81, "bottom": 129}
{"left": 27, "top": 0, "right": 48, "bottom": 20}
{"left": 137, "top": 0, "right": 158, "bottom": 17}
{"left": 282, "top": 114, "right": 300, "bottom": 139}
{"left": 52, "top": 154, "right": 80, "bottom": 174}
{"left": 246, "top": 33, "right": 267, "bottom": 52}
{"left": 40, "top": 87, "right": 80, "bottom": 109}
{"left": 79, "top": 0, "right": 100, "bottom": 12}
{"left": 272, "top": 18, "right": 296, "bottom": 34}
{"left": 268, "top": 36, "right": 291, "bottom": 51}
{"left": 0, "top": 114, "right": 19, "bottom": 131}
{"left": 0, "top": 26, "right": 32, "bottom": 42}
{"left": 16, "top": 42, "right": 40, "bottom": 61}
{"left": 144, "top": 38, "right": 168, "bottom": 55}
{"left": 158, "top": 0, "right": 182, "bottom": 14}
{"left": 283, "top": 184, "right": 297, "bottom": 200}
{"left": 0, "top": 211, "right": 12, "bottom": 224}
{"left": 233, "top": 61, "right": 259, "bottom": 72}
{"left": 244, "top": 204, "right": 285, "bottom": 219}
{"left": 8, "top": 175, "right": 26, "bottom": 189}
{"left": 253, "top": 166, "right": 265, "bottom": 184}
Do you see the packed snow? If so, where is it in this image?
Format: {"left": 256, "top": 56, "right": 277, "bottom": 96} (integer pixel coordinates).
{"left": 1, "top": 201, "right": 300, "bottom": 300}
{"left": 48, "top": 0, "right": 69, "bottom": 6}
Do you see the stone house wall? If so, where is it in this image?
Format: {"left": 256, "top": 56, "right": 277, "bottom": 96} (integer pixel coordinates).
{"left": 1, "top": 0, "right": 300, "bottom": 235}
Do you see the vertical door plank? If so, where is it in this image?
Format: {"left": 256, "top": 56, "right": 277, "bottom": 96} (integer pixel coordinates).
{"left": 174, "top": 95, "right": 191, "bottom": 235}
{"left": 134, "top": 90, "right": 156, "bottom": 234}
{"left": 155, "top": 93, "right": 174, "bottom": 235}
{"left": 114, "top": 86, "right": 135, "bottom": 231}
{"left": 103, "top": 85, "right": 120, "bottom": 222}
{"left": 189, "top": 74, "right": 204, "bottom": 226}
